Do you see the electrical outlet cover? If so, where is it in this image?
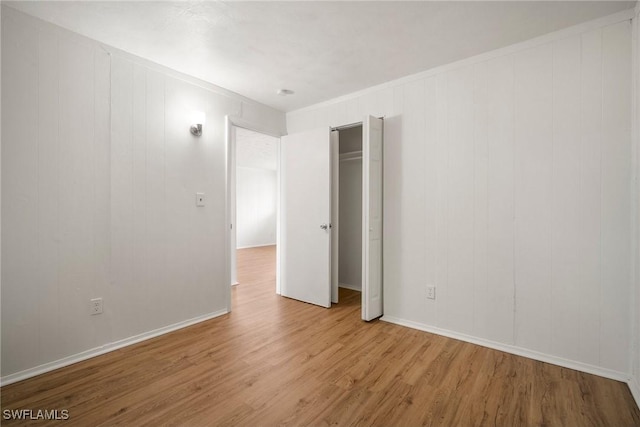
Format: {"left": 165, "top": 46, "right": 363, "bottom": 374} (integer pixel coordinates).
{"left": 91, "top": 298, "right": 103, "bottom": 315}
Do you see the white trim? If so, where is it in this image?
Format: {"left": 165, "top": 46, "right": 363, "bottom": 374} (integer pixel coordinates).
{"left": 381, "top": 315, "right": 630, "bottom": 383}
{"left": 237, "top": 243, "right": 277, "bottom": 250}
{"left": 225, "top": 117, "right": 234, "bottom": 309}
{"left": 339, "top": 282, "right": 362, "bottom": 292}
{"left": 276, "top": 128, "right": 282, "bottom": 296}
{"left": 291, "top": 9, "right": 635, "bottom": 115}
{"left": 0, "top": 309, "right": 228, "bottom": 386}
{"left": 230, "top": 116, "right": 283, "bottom": 139}
{"left": 629, "top": 375, "right": 640, "bottom": 408}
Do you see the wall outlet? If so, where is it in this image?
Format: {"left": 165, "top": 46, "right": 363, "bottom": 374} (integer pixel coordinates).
{"left": 426, "top": 286, "right": 436, "bottom": 300}
{"left": 90, "top": 298, "right": 103, "bottom": 315}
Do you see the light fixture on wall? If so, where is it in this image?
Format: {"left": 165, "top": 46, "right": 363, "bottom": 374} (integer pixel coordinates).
{"left": 190, "top": 110, "right": 206, "bottom": 137}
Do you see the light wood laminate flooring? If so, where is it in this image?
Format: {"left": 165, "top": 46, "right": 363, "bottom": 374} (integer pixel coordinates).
{"left": 1, "top": 245, "right": 639, "bottom": 426}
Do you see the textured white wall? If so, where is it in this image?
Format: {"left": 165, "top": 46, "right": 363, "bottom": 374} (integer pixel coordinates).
{"left": 1, "top": 6, "right": 285, "bottom": 379}
{"left": 0, "top": 4, "right": 4, "bottom": 378}
{"left": 288, "top": 18, "right": 632, "bottom": 377}
{"left": 632, "top": 4, "right": 640, "bottom": 406}
{"left": 236, "top": 167, "right": 277, "bottom": 248}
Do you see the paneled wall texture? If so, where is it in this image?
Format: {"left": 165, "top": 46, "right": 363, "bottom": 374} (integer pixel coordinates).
{"left": 632, "top": 7, "right": 640, "bottom": 401}
{"left": 1, "top": 7, "right": 285, "bottom": 378}
{"left": 236, "top": 167, "right": 277, "bottom": 248}
{"left": 288, "top": 20, "right": 632, "bottom": 376}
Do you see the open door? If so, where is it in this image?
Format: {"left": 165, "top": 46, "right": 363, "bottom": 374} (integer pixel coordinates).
{"left": 331, "top": 130, "right": 340, "bottom": 304}
{"left": 362, "top": 116, "right": 383, "bottom": 321}
{"left": 280, "top": 128, "right": 332, "bottom": 308}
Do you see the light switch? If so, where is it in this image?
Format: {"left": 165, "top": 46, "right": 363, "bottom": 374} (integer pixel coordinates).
{"left": 196, "top": 192, "right": 205, "bottom": 207}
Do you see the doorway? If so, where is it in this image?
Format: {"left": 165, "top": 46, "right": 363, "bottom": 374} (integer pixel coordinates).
{"left": 332, "top": 125, "right": 364, "bottom": 309}
{"left": 278, "top": 116, "right": 383, "bottom": 320}
{"left": 228, "top": 122, "right": 280, "bottom": 308}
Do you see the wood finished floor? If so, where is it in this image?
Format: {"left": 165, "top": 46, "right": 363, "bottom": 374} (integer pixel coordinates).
{"left": 2, "top": 245, "right": 639, "bottom": 426}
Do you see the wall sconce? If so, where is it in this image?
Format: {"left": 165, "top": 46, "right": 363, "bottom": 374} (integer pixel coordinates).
{"left": 190, "top": 110, "right": 206, "bottom": 137}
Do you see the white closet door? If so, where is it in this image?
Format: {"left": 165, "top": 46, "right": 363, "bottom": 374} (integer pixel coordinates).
{"left": 331, "top": 130, "right": 340, "bottom": 304}
{"left": 362, "top": 116, "right": 384, "bottom": 320}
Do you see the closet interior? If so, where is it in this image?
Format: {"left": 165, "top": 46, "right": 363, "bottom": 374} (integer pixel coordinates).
{"left": 335, "top": 125, "right": 363, "bottom": 295}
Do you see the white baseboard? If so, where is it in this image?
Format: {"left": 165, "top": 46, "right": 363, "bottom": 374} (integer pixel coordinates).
{"left": 629, "top": 374, "right": 640, "bottom": 409}
{"left": 236, "top": 243, "right": 276, "bottom": 249}
{"left": 381, "top": 315, "right": 629, "bottom": 383}
{"left": 0, "top": 309, "right": 228, "bottom": 386}
{"left": 339, "top": 282, "right": 361, "bottom": 292}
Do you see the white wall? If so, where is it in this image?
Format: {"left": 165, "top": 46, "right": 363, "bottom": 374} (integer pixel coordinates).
{"left": 631, "top": 4, "right": 640, "bottom": 407}
{"left": 0, "top": 4, "right": 4, "bottom": 376}
{"left": 1, "top": 6, "right": 285, "bottom": 381}
{"left": 236, "top": 167, "right": 277, "bottom": 248}
{"left": 288, "top": 16, "right": 633, "bottom": 378}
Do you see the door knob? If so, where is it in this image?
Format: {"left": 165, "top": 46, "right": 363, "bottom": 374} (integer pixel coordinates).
{"left": 320, "top": 224, "right": 328, "bottom": 230}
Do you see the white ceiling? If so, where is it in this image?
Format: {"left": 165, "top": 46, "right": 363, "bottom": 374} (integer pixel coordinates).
{"left": 236, "top": 127, "right": 278, "bottom": 170}
{"left": 7, "top": 1, "right": 635, "bottom": 112}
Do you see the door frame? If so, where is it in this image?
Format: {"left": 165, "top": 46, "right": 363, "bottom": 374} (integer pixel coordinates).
{"left": 332, "top": 117, "right": 384, "bottom": 320}
{"left": 225, "top": 115, "right": 283, "bottom": 313}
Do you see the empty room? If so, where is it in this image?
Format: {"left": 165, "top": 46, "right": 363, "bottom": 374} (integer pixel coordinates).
{"left": 1, "top": 1, "right": 640, "bottom": 425}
